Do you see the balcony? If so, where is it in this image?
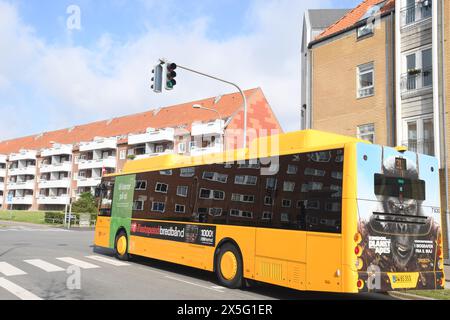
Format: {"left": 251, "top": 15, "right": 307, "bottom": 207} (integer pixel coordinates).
{"left": 39, "top": 179, "right": 71, "bottom": 190}
{"left": 190, "top": 144, "right": 224, "bottom": 156}
{"left": 129, "top": 128, "right": 175, "bottom": 145}
{"left": 7, "top": 180, "right": 36, "bottom": 190}
{"left": 0, "top": 168, "right": 6, "bottom": 177}
{"left": 0, "top": 154, "right": 6, "bottom": 164}
{"left": 79, "top": 138, "right": 117, "bottom": 152}
{"left": 77, "top": 177, "right": 102, "bottom": 188}
{"left": 8, "top": 166, "right": 37, "bottom": 176}
{"left": 9, "top": 150, "right": 37, "bottom": 162}
{"left": 10, "top": 196, "right": 33, "bottom": 205}
{"left": 402, "top": 139, "right": 435, "bottom": 156}
{"left": 133, "top": 150, "right": 174, "bottom": 160}
{"left": 401, "top": 2, "right": 432, "bottom": 28}
{"left": 0, "top": 182, "right": 5, "bottom": 191}
{"left": 41, "top": 145, "right": 73, "bottom": 157}
{"left": 37, "top": 196, "right": 70, "bottom": 205}
{"left": 78, "top": 157, "right": 116, "bottom": 170}
{"left": 191, "top": 120, "right": 225, "bottom": 137}
{"left": 400, "top": 68, "right": 433, "bottom": 96}
{"left": 40, "top": 162, "right": 72, "bottom": 173}
{"left": 0, "top": 196, "right": 3, "bottom": 205}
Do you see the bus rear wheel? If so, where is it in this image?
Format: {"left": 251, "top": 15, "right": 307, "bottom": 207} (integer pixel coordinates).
{"left": 115, "top": 230, "right": 130, "bottom": 261}
{"left": 215, "top": 243, "right": 243, "bottom": 289}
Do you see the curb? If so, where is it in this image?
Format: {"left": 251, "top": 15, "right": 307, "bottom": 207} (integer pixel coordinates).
{"left": 388, "top": 291, "right": 435, "bottom": 300}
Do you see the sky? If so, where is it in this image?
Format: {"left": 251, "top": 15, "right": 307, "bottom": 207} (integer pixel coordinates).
{"left": 0, "top": 0, "right": 361, "bottom": 141}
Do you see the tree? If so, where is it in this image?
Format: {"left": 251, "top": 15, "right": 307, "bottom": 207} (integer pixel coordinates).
{"left": 71, "top": 192, "right": 98, "bottom": 214}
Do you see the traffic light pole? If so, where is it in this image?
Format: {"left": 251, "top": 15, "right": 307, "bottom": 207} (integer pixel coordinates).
{"left": 163, "top": 61, "right": 248, "bottom": 150}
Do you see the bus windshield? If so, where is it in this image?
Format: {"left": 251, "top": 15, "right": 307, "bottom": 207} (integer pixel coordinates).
{"left": 374, "top": 174, "right": 426, "bottom": 200}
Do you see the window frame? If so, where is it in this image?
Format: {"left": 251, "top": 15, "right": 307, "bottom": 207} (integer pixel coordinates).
{"left": 357, "top": 62, "right": 375, "bottom": 98}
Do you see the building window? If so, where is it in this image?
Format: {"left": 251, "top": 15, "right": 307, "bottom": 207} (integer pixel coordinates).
{"left": 304, "top": 168, "right": 326, "bottom": 177}
{"left": 133, "top": 200, "right": 145, "bottom": 211}
{"left": 281, "top": 213, "right": 290, "bottom": 223}
{"left": 282, "top": 199, "right": 292, "bottom": 208}
{"left": 262, "top": 212, "right": 273, "bottom": 221}
{"left": 357, "top": 22, "right": 374, "bottom": 39}
{"left": 264, "top": 196, "right": 274, "bottom": 206}
{"left": 155, "top": 183, "right": 168, "bottom": 194}
{"left": 357, "top": 62, "right": 374, "bottom": 98}
{"left": 202, "top": 172, "right": 228, "bottom": 183}
{"left": 180, "top": 167, "right": 195, "bottom": 177}
{"left": 231, "top": 194, "right": 255, "bottom": 203}
{"left": 175, "top": 204, "right": 185, "bottom": 213}
{"left": 230, "top": 209, "right": 253, "bottom": 219}
{"left": 283, "top": 182, "right": 295, "bottom": 192}
{"left": 199, "top": 188, "right": 225, "bottom": 200}
{"left": 152, "top": 202, "right": 165, "bottom": 213}
{"left": 155, "top": 145, "right": 164, "bottom": 153}
{"left": 234, "top": 175, "right": 257, "bottom": 186}
{"left": 357, "top": 123, "right": 375, "bottom": 144}
{"left": 287, "top": 165, "right": 298, "bottom": 175}
{"left": 119, "top": 150, "right": 127, "bottom": 160}
{"left": 160, "top": 170, "right": 172, "bottom": 176}
{"left": 209, "top": 208, "right": 223, "bottom": 217}
{"left": 178, "top": 142, "right": 186, "bottom": 154}
{"left": 266, "top": 178, "right": 277, "bottom": 190}
{"left": 404, "top": 117, "right": 435, "bottom": 156}
{"left": 177, "top": 186, "right": 189, "bottom": 197}
{"left": 135, "top": 180, "right": 147, "bottom": 190}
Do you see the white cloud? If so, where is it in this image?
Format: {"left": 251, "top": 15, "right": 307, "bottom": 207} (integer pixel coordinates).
{"left": 0, "top": 0, "right": 334, "bottom": 140}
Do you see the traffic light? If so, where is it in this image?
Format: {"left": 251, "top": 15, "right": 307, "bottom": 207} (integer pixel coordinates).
{"left": 165, "top": 62, "right": 177, "bottom": 90}
{"left": 151, "top": 64, "right": 163, "bottom": 93}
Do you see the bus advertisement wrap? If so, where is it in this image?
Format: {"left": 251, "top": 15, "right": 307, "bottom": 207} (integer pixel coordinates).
{"left": 356, "top": 143, "right": 443, "bottom": 291}
{"left": 130, "top": 221, "right": 216, "bottom": 247}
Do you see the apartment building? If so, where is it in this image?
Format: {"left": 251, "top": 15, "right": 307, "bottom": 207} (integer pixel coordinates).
{"left": 0, "top": 88, "right": 282, "bottom": 212}
{"left": 308, "top": 0, "right": 396, "bottom": 146}
{"left": 304, "top": 0, "right": 450, "bottom": 259}
{"left": 0, "top": 154, "right": 6, "bottom": 208}
{"left": 301, "top": 8, "right": 351, "bottom": 130}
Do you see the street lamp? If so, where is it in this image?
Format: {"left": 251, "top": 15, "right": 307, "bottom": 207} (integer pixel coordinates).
{"left": 192, "top": 104, "right": 225, "bottom": 152}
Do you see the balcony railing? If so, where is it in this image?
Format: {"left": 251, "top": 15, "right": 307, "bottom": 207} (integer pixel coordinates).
{"left": 40, "top": 161, "right": 72, "bottom": 173}
{"left": 78, "top": 157, "right": 116, "bottom": 170}
{"left": 401, "top": 1, "right": 432, "bottom": 27}
{"left": 400, "top": 68, "right": 433, "bottom": 94}
{"left": 402, "top": 139, "right": 435, "bottom": 156}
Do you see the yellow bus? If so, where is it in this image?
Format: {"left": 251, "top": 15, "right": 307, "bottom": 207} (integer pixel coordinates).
{"left": 94, "top": 130, "right": 445, "bottom": 293}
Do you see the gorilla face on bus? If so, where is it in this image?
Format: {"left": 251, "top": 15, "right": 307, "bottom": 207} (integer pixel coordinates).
{"left": 371, "top": 156, "right": 423, "bottom": 270}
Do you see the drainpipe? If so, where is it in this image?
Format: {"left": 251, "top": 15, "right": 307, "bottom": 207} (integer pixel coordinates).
{"left": 439, "top": 0, "right": 450, "bottom": 264}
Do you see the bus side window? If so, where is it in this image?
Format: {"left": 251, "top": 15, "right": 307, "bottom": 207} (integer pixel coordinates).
{"left": 98, "top": 179, "right": 114, "bottom": 217}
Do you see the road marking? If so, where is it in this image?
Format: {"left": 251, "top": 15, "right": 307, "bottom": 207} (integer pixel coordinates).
{"left": 0, "top": 262, "right": 27, "bottom": 276}
{"left": 165, "top": 276, "right": 224, "bottom": 293}
{"left": 211, "top": 285, "right": 226, "bottom": 290}
{"left": 24, "top": 259, "right": 65, "bottom": 273}
{"left": 0, "top": 277, "right": 42, "bottom": 300}
{"left": 56, "top": 257, "right": 100, "bottom": 269}
{"left": 85, "top": 255, "right": 130, "bottom": 267}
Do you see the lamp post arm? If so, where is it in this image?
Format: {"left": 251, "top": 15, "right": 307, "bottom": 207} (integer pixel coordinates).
{"left": 176, "top": 64, "right": 248, "bottom": 150}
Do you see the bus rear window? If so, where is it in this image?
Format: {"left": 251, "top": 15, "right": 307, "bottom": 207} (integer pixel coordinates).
{"left": 374, "top": 174, "right": 425, "bottom": 200}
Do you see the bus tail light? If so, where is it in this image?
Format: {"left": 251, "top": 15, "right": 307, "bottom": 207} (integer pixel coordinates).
{"left": 355, "top": 245, "right": 363, "bottom": 257}
{"left": 438, "top": 260, "right": 444, "bottom": 270}
{"left": 354, "top": 233, "right": 362, "bottom": 243}
{"left": 437, "top": 278, "right": 443, "bottom": 287}
{"left": 437, "top": 247, "right": 443, "bottom": 258}
{"left": 357, "top": 279, "right": 364, "bottom": 289}
{"left": 356, "top": 258, "right": 364, "bottom": 271}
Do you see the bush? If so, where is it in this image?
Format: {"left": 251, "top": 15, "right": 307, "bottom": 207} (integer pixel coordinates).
{"left": 44, "top": 211, "right": 65, "bottom": 225}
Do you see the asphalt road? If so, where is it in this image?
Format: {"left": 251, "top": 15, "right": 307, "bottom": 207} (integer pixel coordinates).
{"left": 0, "top": 221, "right": 395, "bottom": 300}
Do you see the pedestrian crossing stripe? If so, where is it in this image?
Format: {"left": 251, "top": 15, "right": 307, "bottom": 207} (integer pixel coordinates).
{"left": 24, "top": 259, "right": 65, "bottom": 273}
{"left": 85, "top": 255, "right": 130, "bottom": 266}
{"left": 0, "top": 277, "right": 42, "bottom": 300}
{"left": 56, "top": 257, "right": 100, "bottom": 269}
{"left": 0, "top": 262, "right": 27, "bottom": 277}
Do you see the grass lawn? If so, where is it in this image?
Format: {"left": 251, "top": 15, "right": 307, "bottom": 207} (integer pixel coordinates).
{"left": 0, "top": 210, "right": 47, "bottom": 225}
{"left": 408, "top": 289, "right": 450, "bottom": 300}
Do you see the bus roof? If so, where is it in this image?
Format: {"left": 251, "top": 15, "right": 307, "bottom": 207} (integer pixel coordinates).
{"left": 111, "top": 130, "right": 367, "bottom": 176}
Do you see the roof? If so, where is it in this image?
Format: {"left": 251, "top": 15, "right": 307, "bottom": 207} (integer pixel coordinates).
{"left": 307, "top": 9, "right": 351, "bottom": 29}
{"left": 314, "top": 0, "right": 395, "bottom": 41}
{"left": 0, "top": 88, "right": 280, "bottom": 155}
{"left": 118, "top": 130, "right": 367, "bottom": 175}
